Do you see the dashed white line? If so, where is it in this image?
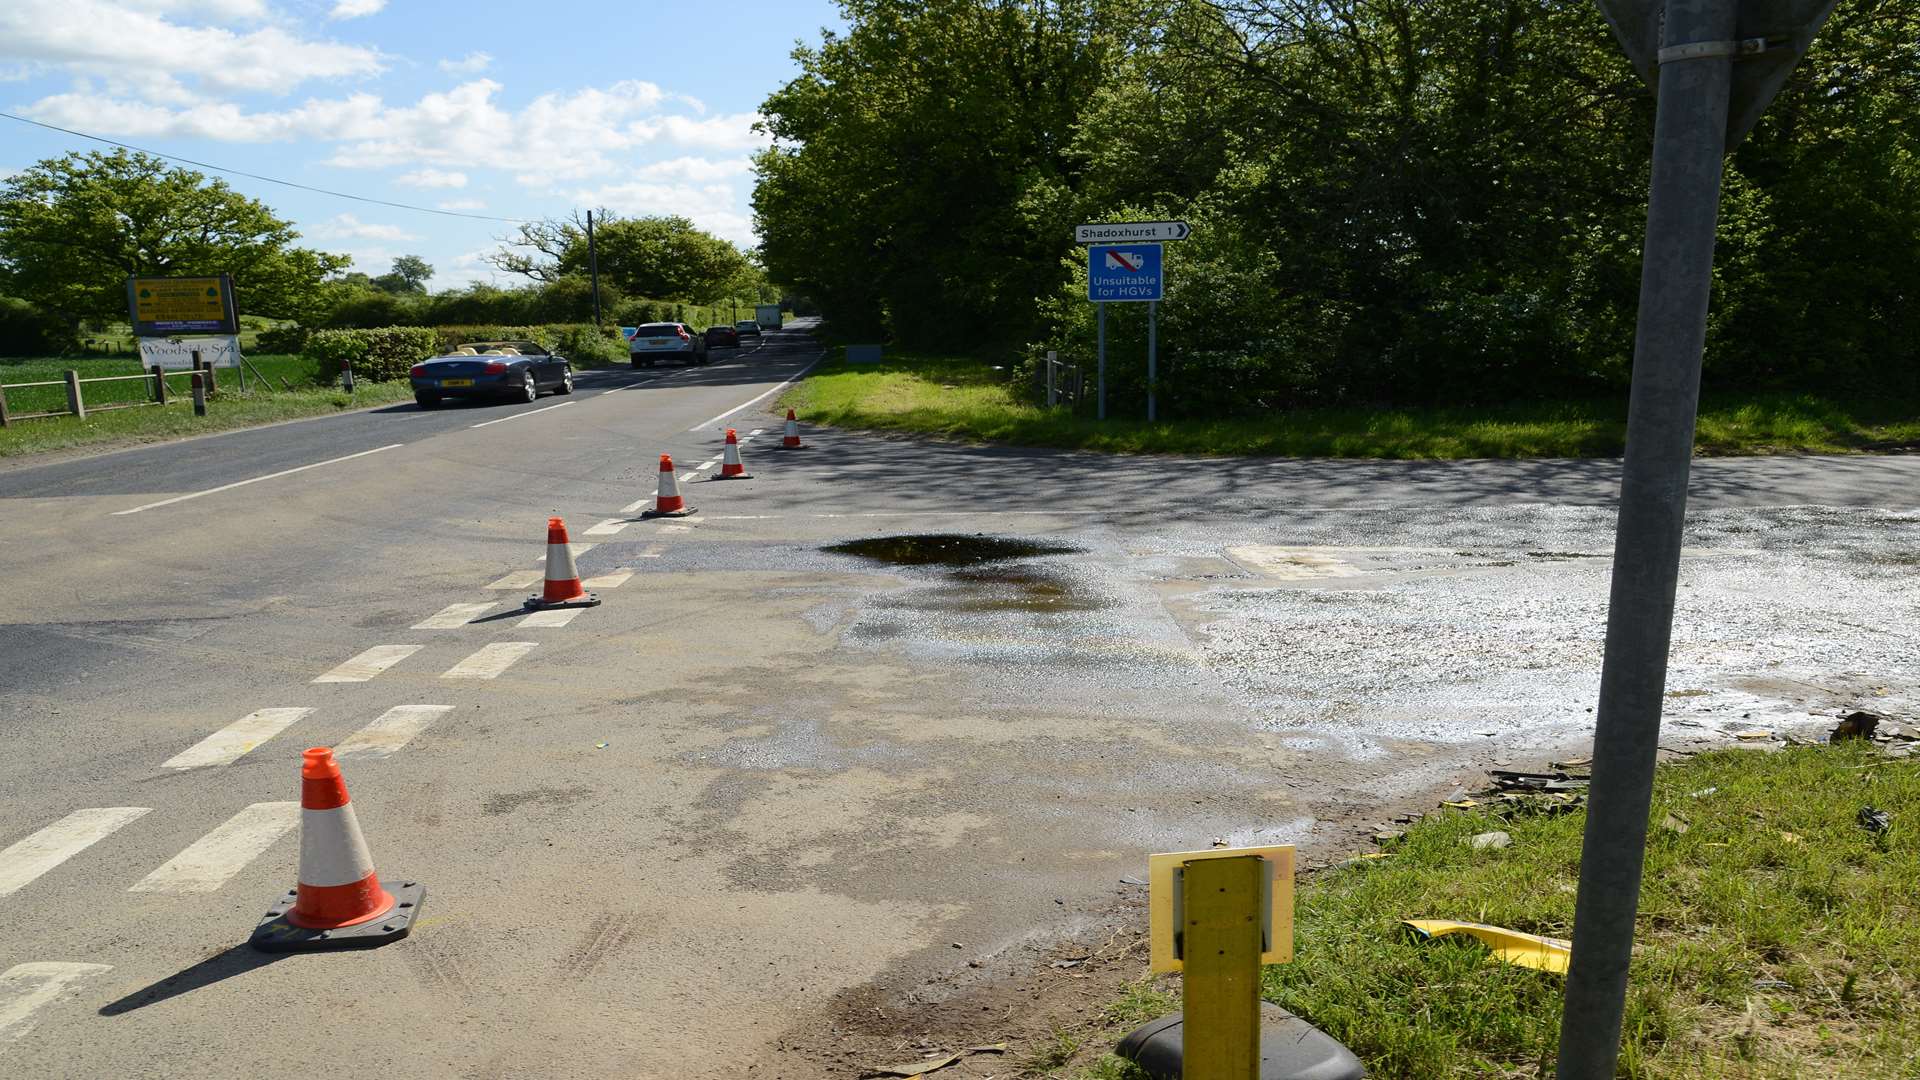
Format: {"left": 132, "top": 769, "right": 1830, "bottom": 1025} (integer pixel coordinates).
{"left": 686, "top": 354, "right": 825, "bottom": 432}
{"left": 111, "top": 444, "right": 404, "bottom": 516}
{"left": 470, "top": 401, "right": 575, "bottom": 428}
{"left": 128, "top": 802, "right": 299, "bottom": 894}
{"left": 619, "top": 497, "right": 652, "bottom": 515}
{"left": 412, "top": 602, "right": 496, "bottom": 629}
{"left": 582, "top": 568, "right": 634, "bottom": 588}
{"left": 161, "top": 708, "right": 313, "bottom": 771}
{"left": 0, "top": 808, "right": 152, "bottom": 897}
{"left": 334, "top": 705, "right": 454, "bottom": 759}
{"left": 583, "top": 518, "right": 630, "bottom": 537}
{"left": 660, "top": 523, "right": 693, "bottom": 534}
{"left": 639, "top": 544, "right": 665, "bottom": 559}
{"left": 518, "top": 607, "right": 585, "bottom": 628}
{"left": 0, "top": 963, "right": 114, "bottom": 1047}
{"left": 443, "top": 642, "right": 539, "bottom": 679}
{"left": 487, "top": 569, "right": 543, "bottom": 590}
{"left": 313, "top": 644, "right": 421, "bottom": 683}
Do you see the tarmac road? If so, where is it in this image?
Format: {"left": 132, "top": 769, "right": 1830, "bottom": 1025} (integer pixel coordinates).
{"left": 1, "top": 322, "right": 1916, "bottom": 1078}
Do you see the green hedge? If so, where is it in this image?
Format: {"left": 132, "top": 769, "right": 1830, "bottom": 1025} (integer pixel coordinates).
{"left": 301, "top": 323, "right": 631, "bottom": 382}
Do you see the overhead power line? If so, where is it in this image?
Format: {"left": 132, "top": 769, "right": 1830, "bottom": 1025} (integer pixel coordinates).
{"left": 0, "top": 111, "right": 531, "bottom": 225}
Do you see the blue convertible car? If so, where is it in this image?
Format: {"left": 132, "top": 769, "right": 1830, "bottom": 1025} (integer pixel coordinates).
{"left": 409, "top": 341, "right": 574, "bottom": 408}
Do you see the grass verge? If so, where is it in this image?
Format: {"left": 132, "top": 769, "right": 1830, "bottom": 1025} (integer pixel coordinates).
{"left": 1075, "top": 743, "right": 1918, "bottom": 1079}
{"left": 0, "top": 381, "right": 415, "bottom": 460}
{"left": 778, "top": 350, "right": 1920, "bottom": 458}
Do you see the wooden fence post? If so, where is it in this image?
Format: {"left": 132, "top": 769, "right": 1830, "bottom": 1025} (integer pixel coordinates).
{"left": 191, "top": 372, "right": 207, "bottom": 417}
{"left": 65, "top": 370, "right": 86, "bottom": 420}
{"left": 0, "top": 386, "right": 11, "bottom": 427}
{"left": 152, "top": 364, "right": 168, "bottom": 404}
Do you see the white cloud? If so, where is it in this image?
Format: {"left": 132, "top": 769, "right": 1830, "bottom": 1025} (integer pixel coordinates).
{"left": 329, "top": 0, "right": 385, "bottom": 18}
{"left": 0, "top": 0, "right": 384, "bottom": 95}
{"left": 438, "top": 51, "right": 492, "bottom": 75}
{"left": 309, "top": 213, "right": 421, "bottom": 242}
{"left": 631, "top": 156, "right": 754, "bottom": 183}
{"left": 437, "top": 198, "right": 487, "bottom": 211}
{"left": 396, "top": 168, "right": 468, "bottom": 189}
{"left": 573, "top": 180, "right": 755, "bottom": 246}
{"left": 119, "top": 0, "right": 268, "bottom": 19}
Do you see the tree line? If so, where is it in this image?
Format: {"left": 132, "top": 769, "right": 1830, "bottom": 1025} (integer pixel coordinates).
{"left": 752, "top": 0, "right": 1920, "bottom": 411}
{"left": 0, "top": 150, "right": 778, "bottom": 355}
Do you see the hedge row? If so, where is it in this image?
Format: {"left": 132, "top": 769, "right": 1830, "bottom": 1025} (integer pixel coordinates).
{"left": 301, "top": 324, "right": 630, "bottom": 382}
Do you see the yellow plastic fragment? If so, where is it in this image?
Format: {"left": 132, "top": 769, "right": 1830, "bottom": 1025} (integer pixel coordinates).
{"left": 1402, "top": 919, "right": 1573, "bottom": 974}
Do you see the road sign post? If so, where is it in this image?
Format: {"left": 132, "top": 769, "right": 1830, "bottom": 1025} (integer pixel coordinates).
{"left": 1096, "top": 303, "right": 1107, "bottom": 421}
{"left": 1087, "top": 243, "right": 1165, "bottom": 422}
{"left": 1147, "top": 301, "right": 1158, "bottom": 423}
{"left": 1559, "top": 1, "right": 1838, "bottom": 1076}
{"left": 1076, "top": 220, "right": 1189, "bottom": 244}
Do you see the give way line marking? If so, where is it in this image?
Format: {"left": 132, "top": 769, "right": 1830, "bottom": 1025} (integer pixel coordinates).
{"left": 111, "top": 444, "right": 405, "bottom": 515}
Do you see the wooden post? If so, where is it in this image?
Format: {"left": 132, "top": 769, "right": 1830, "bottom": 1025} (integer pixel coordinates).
{"left": 152, "top": 364, "right": 168, "bottom": 403}
{"left": 191, "top": 372, "right": 207, "bottom": 417}
{"left": 0, "top": 386, "right": 11, "bottom": 427}
{"left": 1181, "top": 855, "right": 1264, "bottom": 1079}
{"left": 65, "top": 369, "right": 86, "bottom": 420}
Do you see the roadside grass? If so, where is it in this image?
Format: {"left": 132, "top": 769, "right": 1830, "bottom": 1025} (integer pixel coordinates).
{"left": 779, "top": 351, "right": 1920, "bottom": 458}
{"left": 1074, "top": 744, "right": 1920, "bottom": 1079}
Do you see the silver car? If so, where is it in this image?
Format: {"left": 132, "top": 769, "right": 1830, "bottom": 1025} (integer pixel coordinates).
{"left": 629, "top": 322, "right": 710, "bottom": 367}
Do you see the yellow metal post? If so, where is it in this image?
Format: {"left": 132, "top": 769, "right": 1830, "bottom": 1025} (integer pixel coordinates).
{"left": 1182, "top": 854, "right": 1263, "bottom": 1079}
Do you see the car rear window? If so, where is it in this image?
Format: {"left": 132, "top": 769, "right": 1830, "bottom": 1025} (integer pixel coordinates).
{"left": 636, "top": 324, "right": 679, "bottom": 335}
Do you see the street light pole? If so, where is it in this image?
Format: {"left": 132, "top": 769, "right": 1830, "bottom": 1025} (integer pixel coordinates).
{"left": 1556, "top": 0, "right": 1735, "bottom": 1074}
{"left": 586, "top": 210, "right": 603, "bottom": 326}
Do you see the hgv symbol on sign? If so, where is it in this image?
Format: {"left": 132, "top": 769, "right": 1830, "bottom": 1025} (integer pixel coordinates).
{"left": 1088, "top": 244, "right": 1163, "bottom": 303}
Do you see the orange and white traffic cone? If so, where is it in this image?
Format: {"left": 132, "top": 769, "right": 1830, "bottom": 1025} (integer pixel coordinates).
{"left": 716, "top": 428, "right": 752, "bottom": 479}
{"left": 250, "top": 747, "right": 423, "bottom": 952}
{"left": 782, "top": 409, "right": 804, "bottom": 449}
{"left": 641, "top": 454, "right": 696, "bottom": 517}
{"left": 525, "top": 516, "right": 601, "bottom": 610}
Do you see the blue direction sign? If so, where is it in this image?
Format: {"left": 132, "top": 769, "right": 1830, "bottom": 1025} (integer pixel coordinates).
{"left": 1088, "top": 243, "right": 1163, "bottom": 303}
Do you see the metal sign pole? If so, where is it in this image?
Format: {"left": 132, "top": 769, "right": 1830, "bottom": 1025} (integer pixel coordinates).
{"left": 586, "top": 211, "right": 603, "bottom": 326}
{"left": 1557, "top": 0, "right": 1734, "bottom": 1074}
{"left": 1147, "top": 301, "right": 1158, "bottom": 423}
{"left": 1096, "top": 302, "right": 1107, "bottom": 421}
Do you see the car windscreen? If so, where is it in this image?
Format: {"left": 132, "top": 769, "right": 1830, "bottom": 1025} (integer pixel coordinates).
{"left": 635, "top": 324, "right": 680, "bottom": 335}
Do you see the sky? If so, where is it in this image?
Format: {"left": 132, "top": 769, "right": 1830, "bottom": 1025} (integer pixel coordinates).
{"left": 0, "top": 0, "right": 845, "bottom": 290}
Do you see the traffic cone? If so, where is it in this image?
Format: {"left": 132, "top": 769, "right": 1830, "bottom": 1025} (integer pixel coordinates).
{"left": 641, "top": 454, "right": 696, "bottom": 518}
{"left": 249, "top": 747, "right": 424, "bottom": 952}
{"left": 716, "top": 428, "right": 752, "bottom": 479}
{"left": 525, "top": 516, "right": 601, "bottom": 610}
{"left": 782, "top": 409, "right": 804, "bottom": 449}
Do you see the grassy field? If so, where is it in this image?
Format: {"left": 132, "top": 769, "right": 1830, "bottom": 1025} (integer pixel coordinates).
{"left": 779, "top": 350, "right": 1920, "bottom": 458}
{"left": 0, "top": 353, "right": 412, "bottom": 459}
{"left": 1070, "top": 743, "right": 1919, "bottom": 1079}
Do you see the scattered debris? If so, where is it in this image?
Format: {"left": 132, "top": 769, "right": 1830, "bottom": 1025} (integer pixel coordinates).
{"left": 860, "top": 1044, "right": 1007, "bottom": 1078}
{"left": 1552, "top": 755, "right": 1594, "bottom": 770}
{"left": 594, "top": 742, "right": 608, "bottom": 749}
{"left": 1858, "top": 807, "right": 1893, "bottom": 834}
{"left": 1831, "top": 711, "right": 1886, "bottom": 741}
{"left": 1779, "top": 831, "right": 1802, "bottom": 844}
{"left": 1119, "top": 875, "right": 1147, "bottom": 886}
{"left": 1660, "top": 813, "right": 1690, "bottom": 835}
{"left": 1402, "top": 920, "right": 1572, "bottom": 974}
{"left": 1751, "top": 978, "right": 1793, "bottom": 990}
{"left": 1688, "top": 787, "right": 1718, "bottom": 799}
{"left": 1489, "top": 769, "right": 1588, "bottom": 793}
{"left": 1468, "top": 830, "right": 1512, "bottom": 851}
{"left": 1050, "top": 956, "right": 1089, "bottom": 969}
{"left": 1734, "top": 729, "right": 1777, "bottom": 741}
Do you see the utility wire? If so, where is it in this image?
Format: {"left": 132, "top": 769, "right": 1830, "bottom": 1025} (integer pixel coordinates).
{"left": 0, "top": 110, "right": 531, "bottom": 225}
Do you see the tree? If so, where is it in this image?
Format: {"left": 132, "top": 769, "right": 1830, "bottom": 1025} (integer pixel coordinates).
{"left": 372, "top": 254, "right": 433, "bottom": 294}
{"left": 0, "top": 150, "right": 350, "bottom": 327}
{"left": 488, "top": 212, "right": 753, "bottom": 303}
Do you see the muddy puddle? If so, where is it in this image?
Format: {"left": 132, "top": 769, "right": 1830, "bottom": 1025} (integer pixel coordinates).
{"left": 824, "top": 534, "right": 1077, "bottom": 566}
{"left": 824, "top": 534, "right": 1104, "bottom": 613}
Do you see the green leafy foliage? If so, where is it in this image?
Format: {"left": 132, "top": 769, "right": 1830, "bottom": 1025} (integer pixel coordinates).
{"left": 301, "top": 327, "right": 437, "bottom": 382}
{"left": 0, "top": 296, "right": 78, "bottom": 357}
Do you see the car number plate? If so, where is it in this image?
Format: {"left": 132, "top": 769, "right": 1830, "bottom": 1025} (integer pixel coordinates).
{"left": 441, "top": 378, "right": 474, "bottom": 387}
{"left": 649, "top": 338, "right": 670, "bottom": 345}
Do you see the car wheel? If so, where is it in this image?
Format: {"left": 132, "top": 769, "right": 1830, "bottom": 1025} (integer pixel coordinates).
{"left": 555, "top": 370, "right": 574, "bottom": 394}
{"left": 520, "top": 372, "right": 538, "bottom": 402}
{"left": 415, "top": 393, "right": 440, "bottom": 409}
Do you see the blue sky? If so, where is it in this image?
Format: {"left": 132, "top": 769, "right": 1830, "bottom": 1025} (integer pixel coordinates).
{"left": 1, "top": 0, "right": 844, "bottom": 289}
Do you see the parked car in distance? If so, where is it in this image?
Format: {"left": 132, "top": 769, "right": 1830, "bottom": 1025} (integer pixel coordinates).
{"left": 704, "top": 325, "right": 740, "bottom": 348}
{"left": 733, "top": 321, "right": 762, "bottom": 338}
{"left": 629, "top": 322, "right": 709, "bottom": 367}
{"left": 409, "top": 341, "right": 573, "bottom": 408}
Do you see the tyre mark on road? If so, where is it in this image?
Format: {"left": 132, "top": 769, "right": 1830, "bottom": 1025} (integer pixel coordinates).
{"left": 561, "top": 911, "right": 641, "bottom": 980}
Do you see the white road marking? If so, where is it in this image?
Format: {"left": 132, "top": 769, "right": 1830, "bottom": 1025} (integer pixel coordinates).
{"left": 111, "top": 444, "right": 403, "bottom": 516}
{"left": 412, "top": 602, "right": 496, "bottom": 629}
{"left": 487, "top": 569, "right": 543, "bottom": 590}
{"left": 697, "top": 458, "right": 721, "bottom": 468}
{"left": 518, "top": 607, "right": 584, "bottom": 628}
{"left": 583, "top": 518, "right": 629, "bottom": 537}
{"left": 334, "top": 705, "right": 453, "bottom": 759}
{"left": 443, "top": 642, "right": 538, "bottom": 679}
{"left": 686, "top": 354, "right": 826, "bottom": 432}
{"left": 129, "top": 802, "right": 298, "bottom": 893}
{"left": 619, "top": 497, "right": 652, "bottom": 514}
{"left": 313, "top": 644, "right": 421, "bottom": 683}
{"left": 0, "top": 963, "right": 113, "bottom": 1048}
{"left": 639, "top": 545, "right": 665, "bottom": 559}
{"left": 469, "top": 401, "right": 575, "bottom": 428}
{"left": 161, "top": 708, "right": 313, "bottom": 771}
{"left": 582, "top": 568, "right": 634, "bottom": 588}
{"left": 0, "top": 809, "right": 151, "bottom": 897}
{"left": 660, "top": 524, "right": 693, "bottom": 534}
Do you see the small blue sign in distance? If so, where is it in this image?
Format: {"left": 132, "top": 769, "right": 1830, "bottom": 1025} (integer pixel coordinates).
{"left": 1088, "top": 243, "right": 1164, "bottom": 303}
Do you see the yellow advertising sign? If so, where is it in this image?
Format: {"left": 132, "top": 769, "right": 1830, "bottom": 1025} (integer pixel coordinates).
{"left": 128, "top": 275, "right": 237, "bottom": 335}
{"left": 1147, "top": 844, "right": 1295, "bottom": 973}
